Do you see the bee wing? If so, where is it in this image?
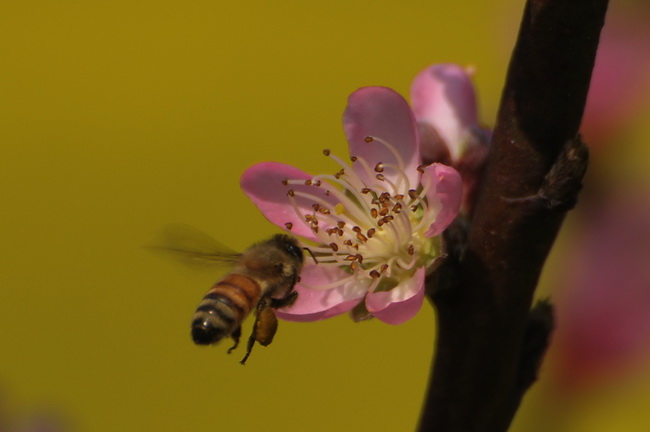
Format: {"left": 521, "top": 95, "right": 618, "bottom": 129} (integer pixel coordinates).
{"left": 147, "top": 223, "right": 241, "bottom": 269}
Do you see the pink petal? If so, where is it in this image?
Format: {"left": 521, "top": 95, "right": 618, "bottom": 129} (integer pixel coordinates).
{"left": 365, "top": 267, "right": 425, "bottom": 325}
{"left": 423, "top": 164, "right": 463, "bottom": 237}
{"left": 410, "top": 64, "right": 478, "bottom": 161}
{"left": 240, "top": 162, "right": 338, "bottom": 241}
{"left": 275, "top": 264, "right": 367, "bottom": 322}
{"left": 343, "top": 87, "right": 421, "bottom": 189}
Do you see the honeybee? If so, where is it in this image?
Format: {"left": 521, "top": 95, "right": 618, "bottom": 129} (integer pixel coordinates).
{"left": 149, "top": 224, "right": 304, "bottom": 364}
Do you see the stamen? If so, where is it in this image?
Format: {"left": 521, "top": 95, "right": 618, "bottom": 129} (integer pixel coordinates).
{"left": 285, "top": 222, "right": 293, "bottom": 230}
{"left": 364, "top": 135, "right": 405, "bottom": 173}
{"left": 310, "top": 174, "right": 377, "bottom": 227}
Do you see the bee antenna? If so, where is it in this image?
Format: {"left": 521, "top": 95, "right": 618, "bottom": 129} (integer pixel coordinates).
{"left": 303, "top": 247, "right": 318, "bottom": 264}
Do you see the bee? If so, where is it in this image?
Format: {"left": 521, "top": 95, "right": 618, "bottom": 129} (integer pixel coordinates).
{"left": 149, "top": 224, "right": 304, "bottom": 364}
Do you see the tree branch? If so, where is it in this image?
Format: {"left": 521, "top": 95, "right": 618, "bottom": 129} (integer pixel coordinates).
{"left": 418, "top": 0, "right": 607, "bottom": 430}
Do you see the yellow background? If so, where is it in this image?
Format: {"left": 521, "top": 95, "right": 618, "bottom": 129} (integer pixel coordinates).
{"left": 1, "top": 1, "right": 649, "bottom": 431}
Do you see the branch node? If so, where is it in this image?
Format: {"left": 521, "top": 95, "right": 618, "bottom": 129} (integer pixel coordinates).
{"left": 502, "top": 135, "right": 589, "bottom": 212}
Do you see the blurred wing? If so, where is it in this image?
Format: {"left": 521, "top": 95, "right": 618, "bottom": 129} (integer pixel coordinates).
{"left": 146, "top": 223, "right": 241, "bottom": 269}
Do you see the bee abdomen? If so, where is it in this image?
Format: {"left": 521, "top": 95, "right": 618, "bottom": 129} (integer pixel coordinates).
{"left": 191, "top": 274, "right": 261, "bottom": 346}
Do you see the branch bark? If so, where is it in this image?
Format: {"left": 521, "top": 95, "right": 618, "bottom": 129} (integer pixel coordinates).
{"left": 418, "top": 0, "right": 608, "bottom": 430}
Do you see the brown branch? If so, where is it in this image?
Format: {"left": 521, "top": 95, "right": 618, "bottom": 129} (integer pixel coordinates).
{"left": 418, "top": 0, "right": 607, "bottom": 431}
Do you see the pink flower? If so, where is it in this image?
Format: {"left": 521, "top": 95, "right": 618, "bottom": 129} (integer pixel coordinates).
{"left": 241, "top": 87, "right": 462, "bottom": 325}
{"left": 553, "top": 190, "right": 650, "bottom": 389}
{"left": 580, "top": 5, "right": 650, "bottom": 147}
{"left": 410, "top": 63, "right": 488, "bottom": 164}
{"left": 410, "top": 63, "right": 490, "bottom": 215}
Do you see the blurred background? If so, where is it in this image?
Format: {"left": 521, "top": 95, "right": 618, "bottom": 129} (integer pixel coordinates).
{"left": 1, "top": 0, "right": 648, "bottom": 431}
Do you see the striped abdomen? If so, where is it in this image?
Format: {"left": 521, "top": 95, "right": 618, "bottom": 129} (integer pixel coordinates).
{"left": 191, "top": 273, "right": 261, "bottom": 345}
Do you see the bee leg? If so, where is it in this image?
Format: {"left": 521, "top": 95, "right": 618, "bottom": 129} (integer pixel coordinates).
{"left": 239, "top": 332, "right": 256, "bottom": 365}
{"left": 269, "top": 290, "right": 298, "bottom": 309}
{"left": 227, "top": 327, "right": 241, "bottom": 354}
{"left": 240, "top": 301, "right": 278, "bottom": 365}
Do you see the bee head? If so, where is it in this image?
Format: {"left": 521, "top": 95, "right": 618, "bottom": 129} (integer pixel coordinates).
{"left": 272, "top": 234, "right": 304, "bottom": 265}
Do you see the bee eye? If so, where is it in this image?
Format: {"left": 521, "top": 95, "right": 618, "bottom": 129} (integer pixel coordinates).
{"left": 284, "top": 242, "right": 304, "bottom": 263}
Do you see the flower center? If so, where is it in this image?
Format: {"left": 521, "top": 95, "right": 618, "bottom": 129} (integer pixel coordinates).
{"left": 282, "top": 136, "right": 439, "bottom": 292}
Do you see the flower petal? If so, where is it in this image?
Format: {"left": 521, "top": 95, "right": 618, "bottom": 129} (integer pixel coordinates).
{"left": 275, "top": 265, "right": 367, "bottom": 322}
{"left": 365, "top": 267, "right": 425, "bottom": 325}
{"left": 423, "top": 163, "right": 462, "bottom": 237}
{"left": 240, "top": 162, "right": 338, "bottom": 241}
{"left": 343, "top": 87, "right": 421, "bottom": 190}
{"left": 410, "top": 64, "right": 478, "bottom": 161}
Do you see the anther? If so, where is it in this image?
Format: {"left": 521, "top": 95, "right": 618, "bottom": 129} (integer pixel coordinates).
{"left": 350, "top": 156, "right": 358, "bottom": 162}
{"left": 284, "top": 222, "right": 293, "bottom": 230}
{"left": 329, "top": 243, "right": 339, "bottom": 252}
{"left": 394, "top": 194, "right": 404, "bottom": 201}
{"left": 313, "top": 180, "right": 321, "bottom": 187}
{"left": 337, "top": 221, "right": 346, "bottom": 229}
{"left": 361, "top": 188, "right": 372, "bottom": 194}
{"left": 374, "top": 163, "right": 384, "bottom": 173}
{"left": 376, "top": 174, "right": 385, "bottom": 181}
{"left": 367, "top": 228, "right": 376, "bottom": 238}
{"left": 364, "top": 136, "right": 374, "bottom": 143}
{"left": 352, "top": 226, "right": 361, "bottom": 233}
{"left": 392, "top": 203, "right": 402, "bottom": 213}
{"left": 281, "top": 179, "right": 289, "bottom": 186}
{"left": 417, "top": 165, "right": 425, "bottom": 174}
{"left": 356, "top": 233, "right": 368, "bottom": 242}
{"left": 408, "top": 190, "right": 418, "bottom": 199}
{"left": 369, "top": 270, "right": 380, "bottom": 279}
{"left": 371, "top": 208, "right": 378, "bottom": 218}
{"left": 287, "top": 189, "right": 295, "bottom": 197}
{"left": 379, "top": 207, "right": 389, "bottom": 216}
{"left": 408, "top": 245, "right": 415, "bottom": 256}
{"left": 312, "top": 203, "right": 320, "bottom": 211}
{"left": 323, "top": 149, "right": 331, "bottom": 156}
